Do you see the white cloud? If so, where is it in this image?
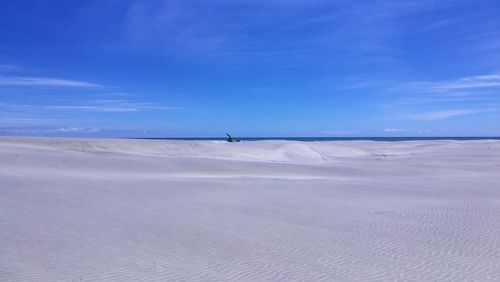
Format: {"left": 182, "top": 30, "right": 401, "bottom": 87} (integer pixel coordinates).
{"left": 428, "top": 74, "right": 500, "bottom": 92}
{"left": 384, "top": 128, "right": 405, "bottom": 132}
{"left": 53, "top": 127, "right": 101, "bottom": 133}
{"left": 0, "top": 127, "right": 101, "bottom": 136}
{"left": 46, "top": 102, "right": 177, "bottom": 112}
{"left": 321, "top": 130, "right": 358, "bottom": 135}
{"left": 0, "top": 76, "right": 105, "bottom": 88}
{"left": 0, "top": 117, "right": 62, "bottom": 126}
{"left": 394, "top": 73, "right": 500, "bottom": 94}
{"left": 0, "top": 64, "right": 24, "bottom": 71}
{"left": 0, "top": 101, "right": 177, "bottom": 113}
{"left": 409, "top": 109, "right": 495, "bottom": 121}
{"left": 47, "top": 105, "right": 140, "bottom": 112}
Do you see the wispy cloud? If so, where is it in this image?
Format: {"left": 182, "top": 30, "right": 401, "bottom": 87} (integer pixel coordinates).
{"left": 47, "top": 99, "right": 177, "bottom": 112}
{"left": 81, "top": 0, "right": 446, "bottom": 64}
{"left": 409, "top": 109, "right": 495, "bottom": 121}
{"left": 0, "top": 76, "right": 106, "bottom": 88}
{"left": 376, "top": 73, "right": 500, "bottom": 124}
{"left": 0, "top": 64, "right": 24, "bottom": 71}
{"left": 47, "top": 105, "right": 140, "bottom": 112}
{"left": 0, "top": 100, "right": 177, "bottom": 113}
{"left": 384, "top": 128, "right": 405, "bottom": 132}
{"left": 321, "top": 130, "right": 358, "bottom": 135}
{"left": 401, "top": 74, "right": 500, "bottom": 93}
{"left": 379, "top": 73, "right": 500, "bottom": 113}
{"left": 52, "top": 127, "right": 101, "bottom": 133}
{"left": 0, "top": 126, "right": 100, "bottom": 136}
{"left": 0, "top": 126, "right": 165, "bottom": 137}
{"left": 0, "top": 117, "right": 63, "bottom": 126}
{"left": 47, "top": 102, "right": 177, "bottom": 112}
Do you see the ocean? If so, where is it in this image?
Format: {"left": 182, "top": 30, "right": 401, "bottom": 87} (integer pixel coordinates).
{"left": 140, "top": 137, "right": 500, "bottom": 142}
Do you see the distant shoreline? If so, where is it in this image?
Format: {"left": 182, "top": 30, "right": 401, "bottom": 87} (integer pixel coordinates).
{"left": 136, "top": 137, "right": 500, "bottom": 142}
{"left": 1, "top": 136, "right": 500, "bottom": 141}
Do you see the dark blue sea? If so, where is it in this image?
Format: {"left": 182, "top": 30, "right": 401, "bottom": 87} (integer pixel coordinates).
{"left": 140, "top": 137, "right": 500, "bottom": 142}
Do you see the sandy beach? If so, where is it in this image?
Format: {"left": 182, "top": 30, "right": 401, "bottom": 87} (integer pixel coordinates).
{"left": 1, "top": 137, "right": 499, "bottom": 281}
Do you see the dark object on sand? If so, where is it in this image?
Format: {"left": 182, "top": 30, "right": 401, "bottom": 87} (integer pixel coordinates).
{"left": 226, "top": 134, "right": 241, "bottom": 142}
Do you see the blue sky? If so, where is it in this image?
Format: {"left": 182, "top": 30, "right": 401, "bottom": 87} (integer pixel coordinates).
{"left": 1, "top": 0, "right": 500, "bottom": 137}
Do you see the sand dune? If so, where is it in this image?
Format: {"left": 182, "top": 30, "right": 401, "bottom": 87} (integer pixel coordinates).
{"left": 1, "top": 137, "right": 500, "bottom": 281}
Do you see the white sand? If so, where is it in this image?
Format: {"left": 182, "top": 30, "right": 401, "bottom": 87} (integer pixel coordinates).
{"left": 1, "top": 137, "right": 500, "bottom": 281}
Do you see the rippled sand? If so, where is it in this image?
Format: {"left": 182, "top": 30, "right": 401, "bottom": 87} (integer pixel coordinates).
{"left": 1, "top": 137, "right": 499, "bottom": 281}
